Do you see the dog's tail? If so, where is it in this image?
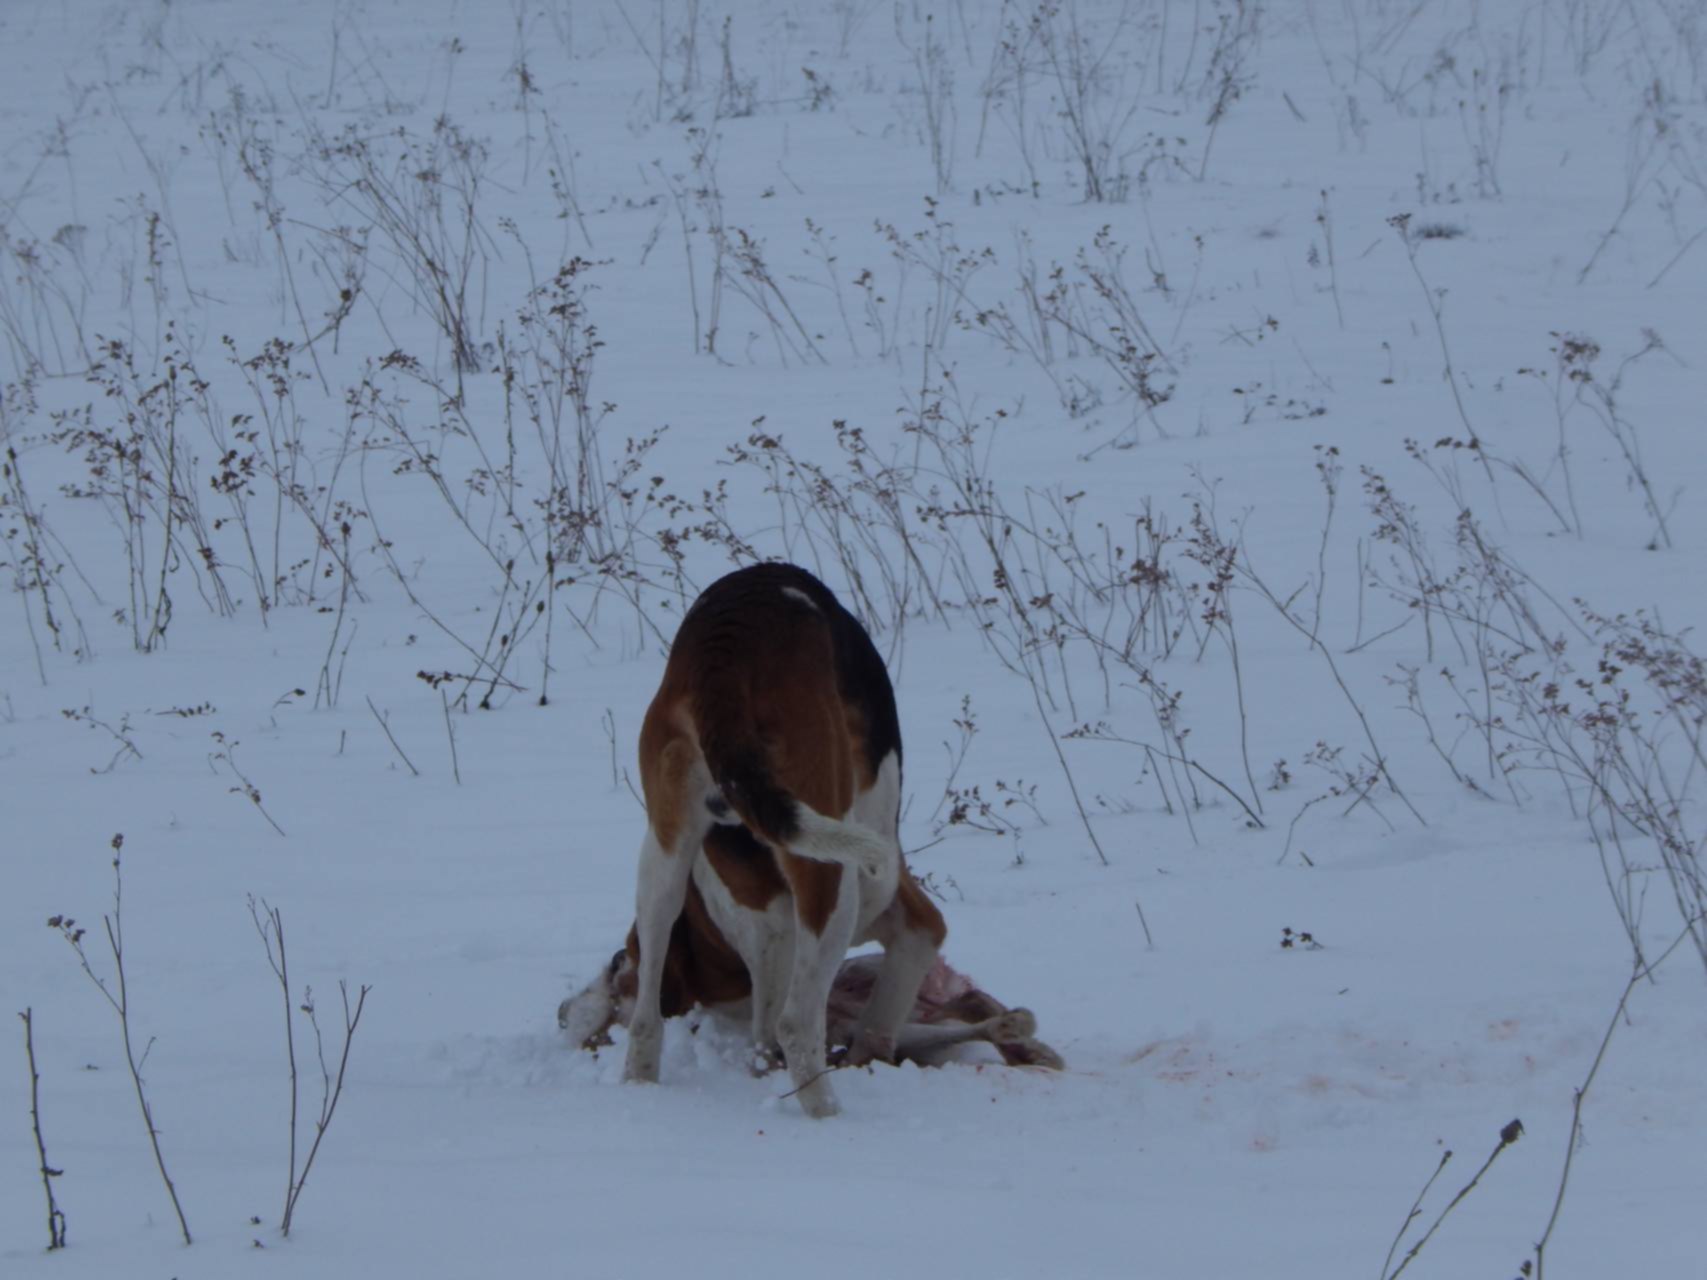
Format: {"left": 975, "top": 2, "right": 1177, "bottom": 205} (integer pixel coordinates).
{"left": 692, "top": 682, "right": 890, "bottom": 878}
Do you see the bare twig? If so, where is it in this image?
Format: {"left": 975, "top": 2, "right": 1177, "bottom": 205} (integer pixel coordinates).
{"left": 1024, "top": 669, "right": 1110, "bottom": 868}
{"left": 1241, "top": 552, "right": 1427, "bottom": 828}
{"left": 1383, "top": 1118, "right": 1524, "bottom": 1280}
{"left": 210, "top": 732, "right": 288, "bottom": 836}
{"left": 283, "top": 980, "right": 371, "bottom": 1235}
{"left": 250, "top": 897, "right": 372, "bottom": 1237}
{"left": 50, "top": 834, "right": 193, "bottom": 1245}
{"left": 249, "top": 897, "right": 299, "bottom": 1232}
{"left": 366, "top": 696, "right": 420, "bottom": 777}
{"left": 1532, "top": 922, "right": 1699, "bottom": 1278}
{"left": 441, "top": 689, "right": 462, "bottom": 785}
{"left": 1378, "top": 1147, "right": 1450, "bottom": 1280}
{"left": 1389, "top": 214, "right": 1504, "bottom": 524}
{"left": 18, "top": 1008, "right": 68, "bottom": 1250}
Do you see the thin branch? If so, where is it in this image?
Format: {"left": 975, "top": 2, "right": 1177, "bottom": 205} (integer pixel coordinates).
{"left": 366, "top": 696, "right": 420, "bottom": 777}
{"left": 1025, "top": 666, "right": 1110, "bottom": 868}
{"left": 249, "top": 897, "right": 299, "bottom": 1231}
{"left": 282, "top": 980, "right": 371, "bottom": 1236}
{"left": 1379, "top": 1147, "right": 1450, "bottom": 1280}
{"left": 1533, "top": 920, "right": 1700, "bottom": 1278}
{"left": 1384, "top": 1119, "right": 1524, "bottom": 1280}
{"left": 53, "top": 835, "right": 193, "bottom": 1245}
{"left": 18, "top": 1009, "right": 68, "bottom": 1250}
{"left": 441, "top": 689, "right": 462, "bottom": 785}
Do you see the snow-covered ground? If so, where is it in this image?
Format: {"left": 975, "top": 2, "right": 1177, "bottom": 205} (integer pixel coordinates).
{"left": 3, "top": 1, "right": 1705, "bottom": 1275}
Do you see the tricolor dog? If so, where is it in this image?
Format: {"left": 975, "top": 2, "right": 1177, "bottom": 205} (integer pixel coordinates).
{"left": 616, "top": 562, "right": 945, "bottom": 1117}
